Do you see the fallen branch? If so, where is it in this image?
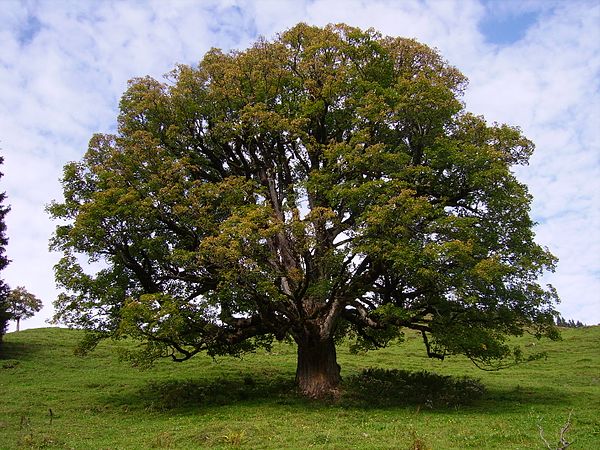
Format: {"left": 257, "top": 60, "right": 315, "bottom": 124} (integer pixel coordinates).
{"left": 538, "top": 410, "right": 574, "bottom": 450}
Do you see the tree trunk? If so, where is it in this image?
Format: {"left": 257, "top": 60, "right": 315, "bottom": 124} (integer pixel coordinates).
{"left": 295, "top": 335, "right": 341, "bottom": 398}
{"left": 16, "top": 318, "right": 20, "bottom": 332}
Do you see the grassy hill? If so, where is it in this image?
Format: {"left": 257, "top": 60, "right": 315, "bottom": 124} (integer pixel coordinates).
{"left": 1, "top": 326, "right": 599, "bottom": 449}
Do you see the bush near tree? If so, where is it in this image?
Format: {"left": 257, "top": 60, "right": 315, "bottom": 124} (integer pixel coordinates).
{"left": 49, "top": 24, "right": 559, "bottom": 398}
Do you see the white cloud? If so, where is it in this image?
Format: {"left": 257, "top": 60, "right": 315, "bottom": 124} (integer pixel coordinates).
{"left": 459, "top": 2, "right": 600, "bottom": 328}
{"left": 1, "top": 0, "right": 598, "bottom": 331}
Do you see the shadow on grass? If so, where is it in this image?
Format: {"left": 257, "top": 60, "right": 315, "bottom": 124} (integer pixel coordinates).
{"left": 104, "top": 368, "right": 499, "bottom": 412}
{"left": 129, "top": 374, "right": 298, "bottom": 411}
{"left": 0, "top": 340, "right": 46, "bottom": 364}
{"left": 1, "top": 329, "right": 77, "bottom": 362}
{"left": 479, "top": 384, "right": 571, "bottom": 412}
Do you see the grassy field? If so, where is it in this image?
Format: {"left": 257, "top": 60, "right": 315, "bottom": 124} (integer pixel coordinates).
{"left": 0, "top": 326, "right": 599, "bottom": 449}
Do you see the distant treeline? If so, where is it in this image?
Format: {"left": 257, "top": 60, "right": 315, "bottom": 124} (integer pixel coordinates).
{"left": 555, "top": 316, "right": 586, "bottom": 328}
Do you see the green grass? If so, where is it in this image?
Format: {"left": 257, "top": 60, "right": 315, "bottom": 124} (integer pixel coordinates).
{"left": 1, "top": 327, "right": 599, "bottom": 449}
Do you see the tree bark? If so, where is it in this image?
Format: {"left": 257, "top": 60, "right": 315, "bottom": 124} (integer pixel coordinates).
{"left": 295, "top": 335, "right": 341, "bottom": 398}
{"left": 16, "top": 317, "right": 20, "bottom": 332}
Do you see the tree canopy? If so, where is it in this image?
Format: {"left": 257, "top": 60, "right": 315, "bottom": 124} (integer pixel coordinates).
{"left": 49, "top": 23, "right": 559, "bottom": 397}
{"left": 7, "top": 286, "right": 42, "bottom": 331}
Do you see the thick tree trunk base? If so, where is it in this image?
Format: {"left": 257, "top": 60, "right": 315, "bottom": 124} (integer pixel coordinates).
{"left": 295, "top": 336, "right": 341, "bottom": 399}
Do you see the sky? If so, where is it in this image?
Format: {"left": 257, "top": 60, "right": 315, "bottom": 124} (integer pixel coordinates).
{"left": 1, "top": 0, "right": 599, "bottom": 332}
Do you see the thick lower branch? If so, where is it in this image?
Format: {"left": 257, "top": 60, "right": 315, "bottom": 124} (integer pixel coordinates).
{"left": 135, "top": 315, "right": 276, "bottom": 362}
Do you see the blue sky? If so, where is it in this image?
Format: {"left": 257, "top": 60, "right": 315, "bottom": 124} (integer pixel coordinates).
{"left": 1, "top": 0, "right": 599, "bottom": 331}
{"left": 479, "top": 2, "right": 540, "bottom": 45}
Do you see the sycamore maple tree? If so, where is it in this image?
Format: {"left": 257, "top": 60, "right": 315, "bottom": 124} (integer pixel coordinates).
{"left": 49, "top": 24, "right": 559, "bottom": 397}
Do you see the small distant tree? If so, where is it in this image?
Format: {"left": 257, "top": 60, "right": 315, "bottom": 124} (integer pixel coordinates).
{"left": 0, "top": 154, "right": 10, "bottom": 342}
{"left": 7, "top": 287, "right": 42, "bottom": 332}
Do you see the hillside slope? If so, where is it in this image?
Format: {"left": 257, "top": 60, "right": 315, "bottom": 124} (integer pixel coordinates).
{"left": 1, "top": 327, "right": 599, "bottom": 449}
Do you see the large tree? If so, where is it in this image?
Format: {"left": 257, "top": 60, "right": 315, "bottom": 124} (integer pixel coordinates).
{"left": 49, "top": 24, "right": 559, "bottom": 397}
{"left": 0, "top": 154, "right": 10, "bottom": 342}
